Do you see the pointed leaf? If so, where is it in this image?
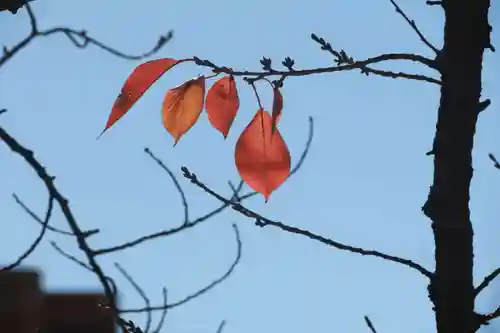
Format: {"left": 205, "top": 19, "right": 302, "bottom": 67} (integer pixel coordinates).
{"left": 205, "top": 75, "right": 240, "bottom": 138}
{"left": 100, "top": 58, "right": 186, "bottom": 138}
{"left": 162, "top": 76, "right": 206, "bottom": 144}
{"left": 271, "top": 86, "right": 283, "bottom": 136}
{"left": 235, "top": 109, "right": 291, "bottom": 201}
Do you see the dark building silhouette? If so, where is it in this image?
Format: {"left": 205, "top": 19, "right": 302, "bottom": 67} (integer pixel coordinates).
{"left": 0, "top": 270, "right": 116, "bottom": 333}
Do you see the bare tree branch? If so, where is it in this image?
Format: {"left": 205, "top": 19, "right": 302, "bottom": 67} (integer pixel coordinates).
{"left": 0, "top": 193, "right": 53, "bottom": 271}
{"left": 388, "top": 0, "right": 440, "bottom": 54}
{"left": 115, "top": 263, "right": 153, "bottom": 333}
{"left": 50, "top": 241, "right": 119, "bottom": 297}
{"left": 488, "top": 153, "right": 500, "bottom": 170}
{"left": 152, "top": 288, "right": 168, "bottom": 333}
{"left": 0, "top": 3, "right": 173, "bottom": 68}
{"left": 13, "top": 193, "right": 99, "bottom": 237}
{"left": 1, "top": 3, "right": 257, "bottom": 333}
{"left": 216, "top": 320, "right": 226, "bottom": 333}
{"left": 180, "top": 167, "right": 433, "bottom": 279}
{"left": 119, "top": 224, "right": 242, "bottom": 314}
{"left": 192, "top": 51, "right": 440, "bottom": 85}
{"left": 0, "top": 125, "right": 119, "bottom": 313}
{"left": 364, "top": 316, "right": 378, "bottom": 333}
{"left": 475, "top": 267, "right": 500, "bottom": 297}
{"left": 144, "top": 148, "right": 190, "bottom": 225}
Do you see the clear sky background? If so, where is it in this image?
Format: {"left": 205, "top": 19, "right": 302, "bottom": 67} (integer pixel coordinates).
{"left": 1, "top": 1, "right": 499, "bottom": 333}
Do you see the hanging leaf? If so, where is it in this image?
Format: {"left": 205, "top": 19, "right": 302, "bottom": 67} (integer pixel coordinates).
{"left": 162, "top": 76, "right": 206, "bottom": 145}
{"left": 271, "top": 86, "right": 283, "bottom": 137}
{"left": 235, "top": 108, "right": 291, "bottom": 201}
{"left": 99, "top": 58, "right": 187, "bottom": 138}
{"left": 205, "top": 75, "right": 240, "bottom": 138}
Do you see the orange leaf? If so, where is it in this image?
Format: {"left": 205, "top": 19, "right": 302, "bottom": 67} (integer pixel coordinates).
{"left": 205, "top": 75, "right": 240, "bottom": 138}
{"left": 99, "top": 58, "right": 186, "bottom": 138}
{"left": 271, "top": 86, "right": 283, "bottom": 136}
{"left": 162, "top": 76, "right": 206, "bottom": 145}
{"left": 235, "top": 108, "right": 291, "bottom": 201}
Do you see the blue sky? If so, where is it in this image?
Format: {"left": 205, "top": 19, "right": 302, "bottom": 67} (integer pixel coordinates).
{"left": 1, "top": 1, "right": 499, "bottom": 333}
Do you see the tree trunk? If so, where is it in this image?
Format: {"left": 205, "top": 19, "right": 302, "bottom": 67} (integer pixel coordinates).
{"left": 422, "top": 1, "right": 491, "bottom": 333}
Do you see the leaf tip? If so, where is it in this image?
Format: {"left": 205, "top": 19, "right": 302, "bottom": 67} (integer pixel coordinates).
{"left": 96, "top": 129, "right": 106, "bottom": 140}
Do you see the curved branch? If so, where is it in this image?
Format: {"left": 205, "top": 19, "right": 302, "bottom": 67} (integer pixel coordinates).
{"left": 144, "top": 147, "right": 189, "bottom": 225}
{"left": 152, "top": 288, "right": 169, "bottom": 333}
{"left": 0, "top": 3, "right": 172, "bottom": 68}
{"left": 13, "top": 193, "right": 99, "bottom": 237}
{"left": 119, "top": 223, "right": 242, "bottom": 314}
{"left": 115, "top": 263, "right": 153, "bottom": 333}
{"left": 0, "top": 193, "right": 54, "bottom": 271}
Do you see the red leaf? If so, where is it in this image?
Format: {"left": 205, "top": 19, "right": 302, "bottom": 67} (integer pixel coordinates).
{"left": 271, "top": 86, "right": 283, "bottom": 136}
{"left": 205, "top": 75, "right": 240, "bottom": 138}
{"left": 235, "top": 108, "right": 291, "bottom": 201}
{"left": 162, "top": 76, "right": 206, "bottom": 145}
{"left": 99, "top": 58, "right": 186, "bottom": 138}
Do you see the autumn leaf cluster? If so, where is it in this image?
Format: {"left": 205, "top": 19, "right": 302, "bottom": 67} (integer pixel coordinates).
{"left": 100, "top": 58, "right": 291, "bottom": 200}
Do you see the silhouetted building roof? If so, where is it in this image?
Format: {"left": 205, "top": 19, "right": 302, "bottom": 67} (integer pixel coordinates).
{"left": 0, "top": 270, "right": 116, "bottom": 333}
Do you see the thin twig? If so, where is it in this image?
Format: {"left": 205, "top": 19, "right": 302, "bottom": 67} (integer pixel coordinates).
{"left": 488, "top": 153, "right": 500, "bottom": 169}
{"left": 216, "top": 320, "right": 226, "bottom": 333}
{"left": 0, "top": 194, "right": 54, "bottom": 271}
{"left": 13, "top": 193, "right": 99, "bottom": 237}
{"left": 0, "top": 4, "right": 172, "bottom": 68}
{"left": 119, "top": 224, "right": 242, "bottom": 314}
{"left": 181, "top": 168, "right": 433, "bottom": 279}
{"left": 152, "top": 288, "right": 169, "bottom": 333}
{"left": 364, "top": 316, "right": 378, "bottom": 333}
{"left": 388, "top": 0, "right": 440, "bottom": 54}
{"left": 51, "top": 242, "right": 93, "bottom": 271}
{"left": 144, "top": 148, "right": 189, "bottom": 225}
{"left": 50, "top": 241, "right": 119, "bottom": 297}
{"left": 115, "top": 263, "right": 153, "bottom": 333}
{"left": 475, "top": 267, "right": 500, "bottom": 297}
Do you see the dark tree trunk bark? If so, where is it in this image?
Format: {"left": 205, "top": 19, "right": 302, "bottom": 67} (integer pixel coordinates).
{"left": 422, "top": 1, "right": 491, "bottom": 333}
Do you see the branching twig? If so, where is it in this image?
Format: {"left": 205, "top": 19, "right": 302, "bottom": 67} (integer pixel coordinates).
{"left": 1, "top": 4, "right": 250, "bottom": 333}
{"left": 13, "top": 193, "right": 99, "bottom": 237}
{"left": 115, "top": 263, "right": 153, "bottom": 333}
{"left": 0, "top": 125, "right": 119, "bottom": 314}
{"left": 50, "top": 241, "right": 119, "bottom": 298}
{"left": 193, "top": 52, "right": 440, "bottom": 85}
{"left": 119, "top": 224, "right": 242, "bottom": 314}
{"left": 181, "top": 168, "right": 433, "bottom": 279}
{"left": 0, "top": 3, "right": 172, "bottom": 68}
